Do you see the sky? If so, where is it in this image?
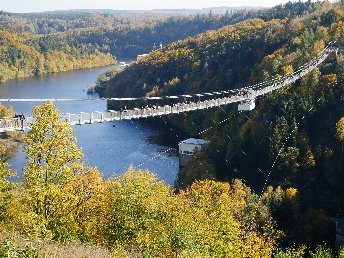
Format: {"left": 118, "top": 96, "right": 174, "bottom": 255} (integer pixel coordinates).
{"left": 0, "top": 0, "right": 309, "bottom": 13}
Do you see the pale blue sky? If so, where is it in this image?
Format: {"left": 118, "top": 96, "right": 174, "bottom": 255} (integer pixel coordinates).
{"left": 0, "top": 0, "right": 313, "bottom": 13}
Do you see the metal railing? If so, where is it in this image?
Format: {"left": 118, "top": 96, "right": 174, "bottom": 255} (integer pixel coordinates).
{"left": 0, "top": 43, "right": 338, "bottom": 133}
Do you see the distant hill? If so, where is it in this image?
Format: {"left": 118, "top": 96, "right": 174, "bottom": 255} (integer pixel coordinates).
{"left": 0, "top": 7, "right": 262, "bottom": 57}
{"left": 18, "top": 6, "right": 263, "bottom": 15}
{"left": 150, "top": 6, "right": 263, "bottom": 14}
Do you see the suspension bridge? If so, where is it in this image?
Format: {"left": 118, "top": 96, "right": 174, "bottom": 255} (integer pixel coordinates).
{"left": 0, "top": 42, "right": 339, "bottom": 133}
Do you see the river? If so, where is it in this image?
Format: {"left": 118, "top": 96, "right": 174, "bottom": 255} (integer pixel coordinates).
{"left": 0, "top": 62, "right": 179, "bottom": 185}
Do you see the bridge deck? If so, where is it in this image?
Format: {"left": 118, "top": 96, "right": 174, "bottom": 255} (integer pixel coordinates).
{"left": 0, "top": 43, "right": 338, "bottom": 133}
{"left": 0, "top": 95, "right": 245, "bottom": 132}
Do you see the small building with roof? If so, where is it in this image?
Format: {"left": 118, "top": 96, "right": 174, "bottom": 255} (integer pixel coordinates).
{"left": 179, "top": 138, "right": 205, "bottom": 167}
{"left": 238, "top": 99, "right": 255, "bottom": 111}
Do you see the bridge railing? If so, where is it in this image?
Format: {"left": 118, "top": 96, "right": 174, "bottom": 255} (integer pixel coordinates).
{"left": 0, "top": 43, "right": 338, "bottom": 132}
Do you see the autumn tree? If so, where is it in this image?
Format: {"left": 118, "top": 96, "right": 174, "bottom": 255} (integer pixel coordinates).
{"left": 100, "top": 168, "right": 278, "bottom": 257}
{"left": 0, "top": 105, "right": 14, "bottom": 118}
{"left": 336, "top": 117, "right": 344, "bottom": 151}
{"left": 0, "top": 144, "right": 15, "bottom": 221}
{"left": 20, "top": 101, "right": 106, "bottom": 239}
{"left": 303, "top": 148, "right": 316, "bottom": 168}
{"left": 175, "top": 151, "right": 216, "bottom": 189}
{"left": 273, "top": 245, "right": 306, "bottom": 258}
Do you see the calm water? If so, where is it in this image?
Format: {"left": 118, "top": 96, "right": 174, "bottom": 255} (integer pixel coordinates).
{"left": 0, "top": 62, "right": 179, "bottom": 185}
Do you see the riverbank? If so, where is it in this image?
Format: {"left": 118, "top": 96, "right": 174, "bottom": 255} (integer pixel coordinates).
{"left": 0, "top": 56, "right": 116, "bottom": 84}
{"left": 0, "top": 28, "right": 117, "bottom": 84}
{"left": 0, "top": 64, "right": 179, "bottom": 185}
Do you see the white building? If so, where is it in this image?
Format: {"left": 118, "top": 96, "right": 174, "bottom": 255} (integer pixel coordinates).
{"left": 137, "top": 54, "right": 148, "bottom": 62}
{"left": 238, "top": 99, "right": 255, "bottom": 111}
{"left": 119, "top": 62, "right": 130, "bottom": 67}
{"left": 179, "top": 138, "right": 205, "bottom": 167}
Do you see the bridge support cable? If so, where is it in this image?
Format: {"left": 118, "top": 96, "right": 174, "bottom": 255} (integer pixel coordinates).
{"left": 116, "top": 116, "right": 184, "bottom": 174}
{"left": 134, "top": 102, "right": 255, "bottom": 175}
{"left": 241, "top": 97, "right": 325, "bottom": 234}
{"left": 0, "top": 42, "right": 338, "bottom": 132}
{"left": 0, "top": 95, "right": 245, "bottom": 132}
{"left": 133, "top": 108, "right": 236, "bottom": 172}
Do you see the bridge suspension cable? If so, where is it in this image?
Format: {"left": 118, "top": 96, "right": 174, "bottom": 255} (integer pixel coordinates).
{"left": 0, "top": 41, "right": 338, "bottom": 132}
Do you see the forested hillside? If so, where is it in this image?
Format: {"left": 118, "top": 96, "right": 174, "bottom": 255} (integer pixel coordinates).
{"left": 0, "top": 11, "right": 250, "bottom": 83}
{"left": 0, "top": 0, "right": 324, "bottom": 84}
{"left": 0, "top": 29, "right": 115, "bottom": 83}
{"left": 0, "top": 1, "right": 344, "bottom": 256}
{"left": 49, "top": 1, "right": 325, "bottom": 57}
{"left": 0, "top": 101, "right": 342, "bottom": 257}
{"left": 101, "top": 1, "right": 344, "bottom": 248}
{"left": 0, "top": 11, "right": 116, "bottom": 34}
{"left": 1, "top": 10, "right": 258, "bottom": 58}
{"left": 1, "top": 1, "right": 321, "bottom": 58}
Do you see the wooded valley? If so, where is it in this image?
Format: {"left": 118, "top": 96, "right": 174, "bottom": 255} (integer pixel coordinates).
{"left": 0, "top": 1, "right": 343, "bottom": 257}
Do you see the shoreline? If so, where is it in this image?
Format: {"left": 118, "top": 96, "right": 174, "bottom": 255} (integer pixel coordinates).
{"left": 0, "top": 60, "right": 117, "bottom": 85}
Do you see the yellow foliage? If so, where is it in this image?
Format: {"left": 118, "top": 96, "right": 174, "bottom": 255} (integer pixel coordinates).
{"left": 98, "top": 170, "right": 278, "bottom": 257}
{"left": 286, "top": 187, "right": 298, "bottom": 199}
{"left": 0, "top": 29, "right": 115, "bottom": 83}
{"left": 293, "top": 37, "right": 302, "bottom": 46}
{"left": 283, "top": 65, "right": 293, "bottom": 75}
{"left": 0, "top": 103, "right": 279, "bottom": 256}
{"left": 313, "top": 40, "right": 325, "bottom": 54}
{"left": 336, "top": 117, "right": 344, "bottom": 142}
{"left": 304, "top": 149, "right": 316, "bottom": 168}
{"left": 242, "top": 234, "right": 274, "bottom": 258}
{"left": 320, "top": 73, "right": 337, "bottom": 90}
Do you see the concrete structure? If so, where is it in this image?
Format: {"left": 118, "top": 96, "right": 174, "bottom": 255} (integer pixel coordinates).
{"left": 179, "top": 138, "right": 205, "bottom": 167}
{"left": 137, "top": 54, "right": 148, "bottom": 62}
{"left": 119, "top": 62, "right": 130, "bottom": 67}
{"left": 333, "top": 218, "right": 344, "bottom": 250}
{"left": 238, "top": 99, "right": 255, "bottom": 111}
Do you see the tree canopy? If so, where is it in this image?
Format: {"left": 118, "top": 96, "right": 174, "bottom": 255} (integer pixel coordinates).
{"left": 100, "top": 1, "right": 344, "bottom": 248}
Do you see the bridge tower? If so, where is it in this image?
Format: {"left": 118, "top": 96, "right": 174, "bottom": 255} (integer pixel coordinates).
{"left": 327, "top": 41, "right": 339, "bottom": 61}
{"left": 327, "top": 49, "right": 338, "bottom": 61}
